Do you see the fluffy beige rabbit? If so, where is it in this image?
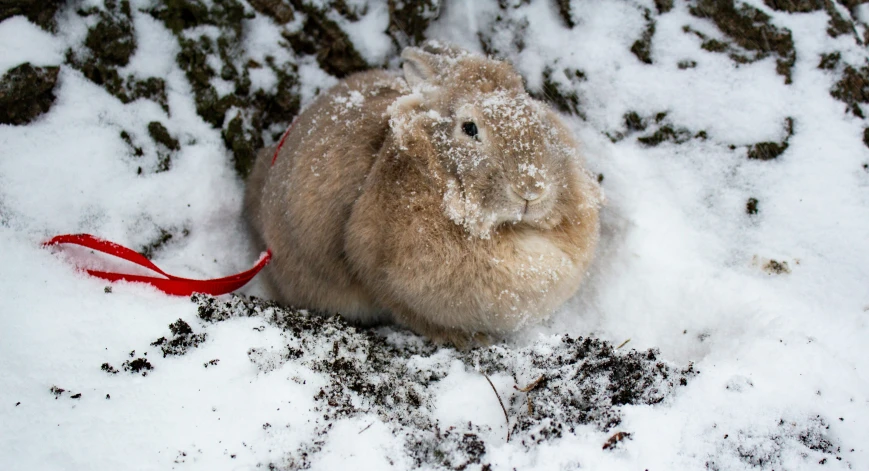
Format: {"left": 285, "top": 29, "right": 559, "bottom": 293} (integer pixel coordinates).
{"left": 245, "top": 42, "right": 602, "bottom": 346}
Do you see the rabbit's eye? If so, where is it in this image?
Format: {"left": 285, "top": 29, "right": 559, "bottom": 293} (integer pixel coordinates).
{"left": 462, "top": 121, "right": 479, "bottom": 139}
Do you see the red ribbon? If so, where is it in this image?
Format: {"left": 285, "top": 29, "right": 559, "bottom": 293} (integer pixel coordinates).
{"left": 270, "top": 119, "right": 296, "bottom": 166}
{"left": 44, "top": 233, "right": 271, "bottom": 296}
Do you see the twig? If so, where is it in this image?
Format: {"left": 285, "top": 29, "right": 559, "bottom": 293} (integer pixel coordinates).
{"left": 514, "top": 374, "right": 545, "bottom": 393}
{"left": 483, "top": 373, "right": 510, "bottom": 442}
{"left": 602, "top": 431, "right": 632, "bottom": 450}
{"left": 526, "top": 395, "right": 533, "bottom": 415}
{"left": 358, "top": 422, "right": 373, "bottom": 434}
{"left": 615, "top": 338, "right": 631, "bottom": 350}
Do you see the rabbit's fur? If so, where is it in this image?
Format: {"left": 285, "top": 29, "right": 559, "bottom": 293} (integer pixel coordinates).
{"left": 245, "top": 43, "right": 602, "bottom": 346}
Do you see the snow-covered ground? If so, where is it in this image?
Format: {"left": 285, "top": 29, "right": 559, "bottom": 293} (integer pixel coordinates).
{"left": 2, "top": 0, "right": 868, "bottom": 469}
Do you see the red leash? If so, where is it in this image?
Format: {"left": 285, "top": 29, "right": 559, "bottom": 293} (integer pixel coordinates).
{"left": 46, "top": 120, "right": 296, "bottom": 295}
{"left": 44, "top": 234, "right": 271, "bottom": 296}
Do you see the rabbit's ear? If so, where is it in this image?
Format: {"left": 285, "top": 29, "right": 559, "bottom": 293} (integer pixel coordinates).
{"left": 401, "top": 47, "right": 441, "bottom": 87}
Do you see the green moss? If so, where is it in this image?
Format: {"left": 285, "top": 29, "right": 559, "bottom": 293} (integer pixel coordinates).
{"left": 863, "top": 127, "right": 869, "bottom": 149}
{"left": 818, "top": 51, "right": 841, "bottom": 70}
{"left": 148, "top": 121, "right": 180, "bottom": 151}
{"left": 678, "top": 59, "right": 698, "bottom": 69}
{"left": 638, "top": 125, "right": 693, "bottom": 146}
{"left": 0, "top": 63, "right": 60, "bottom": 125}
{"left": 555, "top": 0, "right": 575, "bottom": 28}
{"left": 631, "top": 11, "right": 656, "bottom": 65}
{"left": 624, "top": 111, "right": 646, "bottom": 132}
{"left": 763, "top": 0, "right": 824, "bottom": 12}
{"left": 247, "top": 0, "right": 294, "bottom": 24}
{"left": 533, "top": 67, "right": 585, "bottom": 117}
{"left": 85, "top": 4, "right": 136, "bottom": 67}
{"left": 700, "top": 39, "right": 729, "bottom": 53}
{"left": 387, "top": 0, "right": 442, "bottom": 47}
{"left": 689, "top": 0, "right": 796, "bottom": 84}
{"left": 223, "top": 115, "right": 258, "bottom": 177}
{"left": 655, "top": 0, "right": 674, "bottom": 13}
{"left": 747, "top": 141, "right": 789, "bottom": 160}
{"left": 282, "top": 3, "right": 368, "bottom": 78}
{"left": 120, "top": 130, "right": 144, "bottom": 157}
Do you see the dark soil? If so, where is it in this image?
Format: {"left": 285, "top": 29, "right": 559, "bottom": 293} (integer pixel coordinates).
{"left": 138, "top": 226, "right": 189, "bottom": 259}
{"left": 689, "top": 0, "right": 797, "bottom": 84}
{"left": 122, "top": 357, "right": 154, "bottom": 376}
{"left": 150, "top": 319, "right": 207, "bottom": 357}
{"left": 746, "top": 197, "right": 759, "bottom": 215}
{"left": 387, "top": 0, "right": 442, "bottom": 48}
{"left": 631, "top": 10, "right": 656, "bottom": 65}
{"left": 0, "top": 0, "right": 64, "bottom": 31}
{"left": 0, "top": 63, "right": 60, "bottom": 125}
{"left": 831, "top": 64, "right": 869, "bottom": 118}
{"left": 191, "top": 294, "right": 696, "bottom": 470}
{"left": 282, "top": 1, "right": 369, "bottom": 78}
{"left": 532, "top": 67, "right": 586, "bottom": 117}
{"left": 747, "top": 117, "right": 795, "bottom": 160}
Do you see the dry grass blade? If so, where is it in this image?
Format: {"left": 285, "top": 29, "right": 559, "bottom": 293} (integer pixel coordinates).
{"left": 483, "top": 373, "right": 510, "bottom": 442}
{"left": 602, "top": 431, "right": 632, "bottom": 450}
{"left": 515, "top": 374, "right": 545, "bottom": 393}
{"left": 616, "top": 338, "right": 631, "bottom": 350}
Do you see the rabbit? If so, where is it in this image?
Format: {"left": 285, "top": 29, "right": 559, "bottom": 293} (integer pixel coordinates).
{"left": 244, "top": 41, "right": 602, "bottom": 346}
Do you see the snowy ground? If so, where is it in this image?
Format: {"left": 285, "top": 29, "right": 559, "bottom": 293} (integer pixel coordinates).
{"left": 2, "top": 0, "right": 869, "bottom": 469}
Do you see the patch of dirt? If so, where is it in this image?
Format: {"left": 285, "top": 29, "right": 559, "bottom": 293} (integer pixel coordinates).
{"left": 65, "top": 1, "right": 169, "bottom": 114}
{"left": 747, "top": 117, "right": 794, "bottom": 160}
{"left": 0, "top": 0, "right": 64, "bottom": 31}
{"left": 283, "top": 1, "right": 369, "bottom": 78}
{"left": 765, "top": 1, "right": 859, "bottom": 39}
{"left": 555, "top": 0, "right": 575, "bottom": 28}
{"left": 122, "top": 357, "right": 154, "bottom": 376}
{"left": 763, "top": 259, "right": 791, "bottom": 274}
{"left": 150, "top": 319, "right": 207, "bottom": 357}
{"left": 830, "top": 63, "right": 869, "bottom": 118}
{"left": 192, "top": 294, "right": 695, "bottom": 470}
{"left": 101, "top": 363, "right": 119, "bottom": 374}
{"left": 532, "top": 67, "right": 586, "bottom": 117}
{"left": 0, "top": 63, "right": 60, "bottom": 125}
{"left": 746, "top": 197, "right": 759, "bottom": 215}
{"left": 609, "top": 111, "right": 705, "bottom": 146}
{"left": 138, "top": 226, "right": 188, "bottom": 259}
{"left": 387, "top": 0, "right": 442, "bottom": 48}
{"left": 631, "top": 9, "right": 656, "bottom": 65}
{"left": 688, "top": 0, "right": 797, "bottom": 84}
{"left": 705, "top": 415, "right": 843, "bottom": 469}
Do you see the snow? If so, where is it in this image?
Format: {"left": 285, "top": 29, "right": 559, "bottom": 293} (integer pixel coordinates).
{"left": 2, "top": 0, "right": 869, "bottom": 470}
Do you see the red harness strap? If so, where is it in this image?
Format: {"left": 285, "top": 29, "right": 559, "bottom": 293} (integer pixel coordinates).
{"left": 44, "top": 234, "right": 272, "bottom": 296}
{"left": 46, "top": 120, "right": 297, "bottom": 295}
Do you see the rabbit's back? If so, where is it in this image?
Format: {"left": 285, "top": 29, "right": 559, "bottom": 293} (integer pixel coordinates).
{"left": 245, "top": 70, "right": 406, "bottom": 321}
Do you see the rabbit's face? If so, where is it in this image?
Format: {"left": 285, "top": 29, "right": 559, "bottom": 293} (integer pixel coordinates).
{"left": 395, "top": 45, "right": 589, "bottom": 239}
{"left": 435, "top": 89, "right": 574, "bottom": 238}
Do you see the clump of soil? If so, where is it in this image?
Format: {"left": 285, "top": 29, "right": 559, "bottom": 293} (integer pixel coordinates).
{"left": 150, "top": 319, "right": 207, "bottom": 357}
{"left": 688, "top": 0, "right": 797, "bottom": 83}
{"left": 747, "top": 117, "right": 794, "bottom": 160}
{"left": 138, "top": 226, "right": 189, "bottom": 259}
{"left": 0, "top": 63, "right": 60, "bottom": 125}
{"left": 387, "top": 0, "right": 442, "bottom": 48}
{"left": 830, "top": 63, "right": 869, "bottom": 118}
{"left": 610, "top": 111, "right": 705, "bottom": 146}
{"left": 631, "top": 9, "right": 656, "bottom": 65}
{"left": 746, "top": 197, "right": 759, "bottom": 215}
{"left": 555, "top": 0, "right": 575, "bottom": 28}
{"left": 705, "top": 415, "right": 842, "bottom": 469}
{"left": 192, "top": 294, "right": 695, "bottom": 470}
{"left": 655, "top": 0, "right": 674, "bottom": 14}
{"left": 101, "top": 363, "right": 119, "bottom": 374}
{"left": 763, "top": 259, "right": 791, "bottom": 274}
{"left": 122, "top": 357, "right": 154, "bottom": 376}
{"left": 0, "top": 0, "right": 64, "bottom": 31}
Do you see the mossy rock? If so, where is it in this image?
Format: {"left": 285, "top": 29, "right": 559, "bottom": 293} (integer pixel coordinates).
{"left": 0, "top": 63, "right": 60, "bottom": 125}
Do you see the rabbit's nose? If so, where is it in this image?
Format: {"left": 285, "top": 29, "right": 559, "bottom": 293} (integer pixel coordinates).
{"left": 511, "top": 185, "right": 544, "bottom": 202}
